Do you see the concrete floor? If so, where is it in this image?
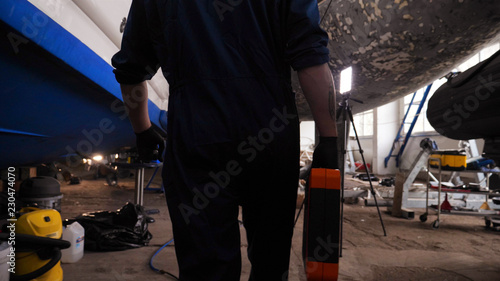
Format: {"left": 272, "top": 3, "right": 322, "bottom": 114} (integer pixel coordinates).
{"left": 58, "top": 167, "right": 500, "bottom": 281}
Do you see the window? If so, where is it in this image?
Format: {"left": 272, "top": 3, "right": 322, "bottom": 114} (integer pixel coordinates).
{"left": 456, "top": 54, "right": 480, "bottom": 72}
{"left": 351, "top": 110, "right": 373, "bottom": 137}
{"left": 403, "top": 78, "right": 446, "bottom": 134}
{"left": 455, "top": 42, "right": 499, "bottom": 72}
{"left": 404, "top": 42, "right": 499, "bottom": 134}
{"left": 480, "top": 43, "right": 500, "bottom": 61}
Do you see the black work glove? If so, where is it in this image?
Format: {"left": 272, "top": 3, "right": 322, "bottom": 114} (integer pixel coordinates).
{"left": 135, "top": 126, "right": 165, "bottom": 162}
{"left": 311, "top": 137, "right": 339, "bottom": 169}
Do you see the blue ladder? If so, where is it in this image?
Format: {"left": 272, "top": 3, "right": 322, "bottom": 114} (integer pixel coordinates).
{"left": 384, "top": 84, "right": 433, "bottom": 168}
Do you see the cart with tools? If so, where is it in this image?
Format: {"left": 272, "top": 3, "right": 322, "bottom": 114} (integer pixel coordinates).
{"left": 420, "top": 157, "right": 500, "bottom": 229}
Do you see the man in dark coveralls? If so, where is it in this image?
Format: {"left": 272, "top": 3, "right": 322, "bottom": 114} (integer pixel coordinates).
{"left": 112, "top": 1, "right": 339, "bottom": 280}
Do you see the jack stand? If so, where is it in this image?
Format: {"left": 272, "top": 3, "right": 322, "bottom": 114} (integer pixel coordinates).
{"left": 441, "top": 193, "right": 452, "bottom": 212}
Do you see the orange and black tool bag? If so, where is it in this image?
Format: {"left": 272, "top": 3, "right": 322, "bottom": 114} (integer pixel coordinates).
{"left": 303, "top": 168, "right": 341, "bottom": 281}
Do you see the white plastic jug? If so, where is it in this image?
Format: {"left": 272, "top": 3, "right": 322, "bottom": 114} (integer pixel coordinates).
{"left": 61, "top": 222, "right": 84, "bottom": 263}
{"left": 0, "top": 241, "right": 10, "bottom": 281}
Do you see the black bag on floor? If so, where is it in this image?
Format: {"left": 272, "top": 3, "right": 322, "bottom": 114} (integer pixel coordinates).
{"left": 68, "top": 202, "right": 152, "bottom": 251}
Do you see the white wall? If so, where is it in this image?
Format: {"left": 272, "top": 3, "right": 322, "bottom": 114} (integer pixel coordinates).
{"left": 372, "top": 100, "right": 400, "bottom": 175}
{"left": 346, "top": 40, "right": 499, "bottom": 176}
{"left": 301, "top": 120, "right": 486, "bottom": 177}
{"left": 398, "top": 135, "right": 463, "bottom": 170}
{"left": 349, "top": 132, "right": 484, "bottom": 176}
{"left": 349, "top": 137, "right": 373, "bottom": 171}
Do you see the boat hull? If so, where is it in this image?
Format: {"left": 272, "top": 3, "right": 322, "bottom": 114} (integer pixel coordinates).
{"left": 295, "top": 0, "right": 500, "bottom": 119}
{"left": 0, "top": 0, "right": 166, "bottom": 168}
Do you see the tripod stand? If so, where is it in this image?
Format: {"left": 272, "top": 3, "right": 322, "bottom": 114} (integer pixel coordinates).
{"left": 337, "top": 93, "right": 387, "bottom": 255}
{"left": 295, "top": 93, "right": 387, "bottom": 261}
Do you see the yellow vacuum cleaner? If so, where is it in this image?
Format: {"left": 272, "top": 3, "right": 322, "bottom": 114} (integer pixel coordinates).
{"left": 2, "top": 207, "right": 70, "bottom": 281}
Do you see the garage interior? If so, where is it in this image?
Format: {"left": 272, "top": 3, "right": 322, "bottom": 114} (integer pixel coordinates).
{"left": 49, "top": 168, "right": 500, "bottom": 280}
{"left": 1, "top": 0, "right": 500, "bottom": 281}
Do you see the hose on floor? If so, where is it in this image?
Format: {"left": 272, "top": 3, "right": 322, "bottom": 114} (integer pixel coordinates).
{"left": 149, "top": 239, "right": 179, "bottom": 280}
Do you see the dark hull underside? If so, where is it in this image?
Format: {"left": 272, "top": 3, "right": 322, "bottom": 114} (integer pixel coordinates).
{"left": 295, "top": 0, "right": 500, "bottom": 119}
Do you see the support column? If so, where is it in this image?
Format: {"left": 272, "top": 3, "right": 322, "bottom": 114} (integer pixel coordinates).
{"left": 135, "top": 167, "right": 145, "bottom": 206}
{"left": 372, "top": 100, "right": 399, "bottom": 175}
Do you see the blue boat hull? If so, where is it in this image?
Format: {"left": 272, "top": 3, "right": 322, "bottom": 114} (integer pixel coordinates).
{"left": 0, "top": 0, "right": 167, "bottom": 169}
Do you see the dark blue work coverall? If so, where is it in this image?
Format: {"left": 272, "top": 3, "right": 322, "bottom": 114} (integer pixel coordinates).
{"left": 112, "top": 1, "right": 329, "bottom": 280}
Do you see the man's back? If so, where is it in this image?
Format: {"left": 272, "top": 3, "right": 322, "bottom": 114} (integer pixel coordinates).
{"left": 112, "top": 1, "right": 332, "bottom": 280}
{"left": 156, "top": 1, "right": 286, "bottom": 82}
{"left": 113, "top": 0, "right": 328, "bottom": 144}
